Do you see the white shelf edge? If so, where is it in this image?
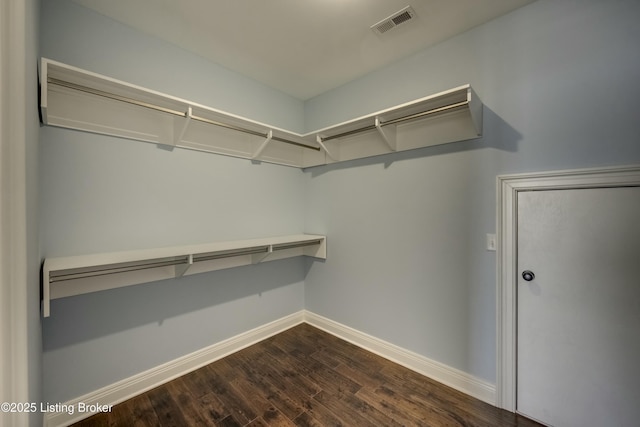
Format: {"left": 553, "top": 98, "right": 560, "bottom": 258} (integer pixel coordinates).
{"left": 42, "top": 234, "right": 326, "bottom": 317}
{"left": 40, "top": 58, "right": 483, "bottom": 169}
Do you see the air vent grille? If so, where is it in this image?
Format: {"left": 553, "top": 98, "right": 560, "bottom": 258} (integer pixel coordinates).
{"left": 375, "top": 20, "right": 396, "bottom": 34}
{"left": 371, "top": 6, "right": 416, "bottom": 35}
{"left": 392, "top": 11, "right": 413, "bottom": 26}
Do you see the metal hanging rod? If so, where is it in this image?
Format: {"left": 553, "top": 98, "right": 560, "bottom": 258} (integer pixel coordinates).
{"left": 272, "top": 239, "right": 323, "bottom": 251}
{"left": 193, "top": 246, "right": 270, "bottom": 263}
{"left": 319, "top": 100, "right": 470, "bottom": 143}
{"left": 48, "top": 78, "right": 185, "bottom": 116}
{"left": 47, "top": 78, "right": 320, "bottom": 152}
{"left": 187, "top": 114, "right": 319, "bottom": 151}
{"left": 49, "top": 257, "right": 190, "bottom": 283}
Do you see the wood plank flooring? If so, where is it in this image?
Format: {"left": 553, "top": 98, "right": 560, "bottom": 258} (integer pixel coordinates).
{"left": 75, "top": 323, "right": 541, "bottom": 426}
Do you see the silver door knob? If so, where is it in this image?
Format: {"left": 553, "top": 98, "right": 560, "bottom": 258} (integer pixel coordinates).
{"left": 522, "top": 270, "right": 535, "bottom": 281}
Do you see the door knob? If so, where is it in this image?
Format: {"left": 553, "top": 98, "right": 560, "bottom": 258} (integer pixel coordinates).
{"left": 522, "top": 270, "right": 535, "bottom": 281}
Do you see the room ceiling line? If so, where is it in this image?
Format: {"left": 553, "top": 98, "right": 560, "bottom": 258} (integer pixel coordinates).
{"left": 70, "top": 0, "right": 536, "bottom": 100}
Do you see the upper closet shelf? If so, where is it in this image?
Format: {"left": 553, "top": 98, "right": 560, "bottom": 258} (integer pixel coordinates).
{"left": 40, "top": 58, "right": 483, "bottom": 168}
{"left": 42, "top": 234, "right": 326, "bottom": 317}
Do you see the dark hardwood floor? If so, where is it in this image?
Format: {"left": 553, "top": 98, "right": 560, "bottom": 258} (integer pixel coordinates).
{"left": 75, "top": 323, "right": 541, "bottom": 426}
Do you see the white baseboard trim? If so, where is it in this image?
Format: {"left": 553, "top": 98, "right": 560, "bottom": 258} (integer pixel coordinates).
{"left": 44, "top": 310, "right": 305, "bottom": 427}
{"left": 46, "top": 309, "right": 495, "bottom": 426}
{"left": 303, "top": 311, "right": 496, "bottom": 406}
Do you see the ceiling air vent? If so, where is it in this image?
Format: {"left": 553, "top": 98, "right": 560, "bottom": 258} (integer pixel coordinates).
{"left": 371, "top": 6, "right": 416, "bottom": 35}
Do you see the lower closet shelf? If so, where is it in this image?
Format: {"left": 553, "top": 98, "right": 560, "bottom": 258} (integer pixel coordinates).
{"left": 41, "top": 234, "right": 326, "bottom": 317}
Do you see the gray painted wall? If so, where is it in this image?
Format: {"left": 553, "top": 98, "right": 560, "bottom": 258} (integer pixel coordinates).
{"left": 303, "top": 0, "right": 640, "bottom": 383}
{"left": 40, "top": 0, "right": 307, "bottom": 403}
{"left": 39, "top": 0, "right": 640, "bottom": 404}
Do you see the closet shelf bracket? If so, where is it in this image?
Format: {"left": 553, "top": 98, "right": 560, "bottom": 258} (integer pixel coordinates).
{"left": 316, "top": 134, "right": 339, "bottom": 162}
{"left": 174, "top": 106, "right": 193, "bottom": 146}
{"left": 375, "top": 117, "right": 397, "bottom": 151}
{"left": 252, "top": 244, "right": 273, "bottom": 263}
{"left": 175, "top": 254, "right": 193, "bottom": 277}
{"left": 252, "top": 129, "right": 273, "bottom": 159}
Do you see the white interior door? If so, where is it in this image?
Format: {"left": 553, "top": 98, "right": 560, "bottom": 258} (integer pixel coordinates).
{"left": 517, "top": 186, "right": 640, "bottom": 427}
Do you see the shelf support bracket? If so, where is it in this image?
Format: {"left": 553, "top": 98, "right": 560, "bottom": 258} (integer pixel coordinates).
{"left": 252, "top": 245, "right": 273, "bottom": 264}
{"left": 316, "top": 135, "right": 339, "bottom": 162}
{"left": 375, "top": 117, "right": 397, "bottom": 151}
{"left": 175, "top": 254, "right": 193, "bottom": 278}
{"left": 252, "top": 129, "right": 273, "bottom": 159}
{"left": 174, "top": 106, "right": 193, "bottom": 146}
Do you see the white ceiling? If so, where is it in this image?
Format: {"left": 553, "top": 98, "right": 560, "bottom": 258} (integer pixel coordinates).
{"left": 72, "top": 0, "right": 535, "bottom": 100}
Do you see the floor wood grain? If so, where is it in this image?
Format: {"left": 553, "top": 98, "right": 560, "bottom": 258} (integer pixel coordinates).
{"left": 74, "top": 323, "right": 541, "bottom": 426}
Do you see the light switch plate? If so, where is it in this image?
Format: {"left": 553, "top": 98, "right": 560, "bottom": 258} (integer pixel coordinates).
{"left": 486, "top": 233, "right": 497, "bottom": 251}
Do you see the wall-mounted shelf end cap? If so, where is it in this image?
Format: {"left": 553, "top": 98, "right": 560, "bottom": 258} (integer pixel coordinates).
{"left": 467, "top": 85, "right": 483, "bottom": 137}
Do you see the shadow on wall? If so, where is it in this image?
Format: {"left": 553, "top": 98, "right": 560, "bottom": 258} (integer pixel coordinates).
{"left": 306, "top": 106, "right": 521, "bottom": 177}
{"left": 41, "top": 257, "right": 306, "bottom": 351}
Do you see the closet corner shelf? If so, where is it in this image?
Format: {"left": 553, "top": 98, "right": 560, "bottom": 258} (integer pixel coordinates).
{"left": 40, "top": 58, "right": 483, "bottom": 168}
{"left": 42, "top": 234, "right": 326, "bottom": 317}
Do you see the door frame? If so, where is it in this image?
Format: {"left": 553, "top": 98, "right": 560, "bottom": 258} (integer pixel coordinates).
{"left": 495, "top": 165, "right": 640, "bottom": 411}
{"left": 1, "top": 0, "right": 36, "bottom": 422}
